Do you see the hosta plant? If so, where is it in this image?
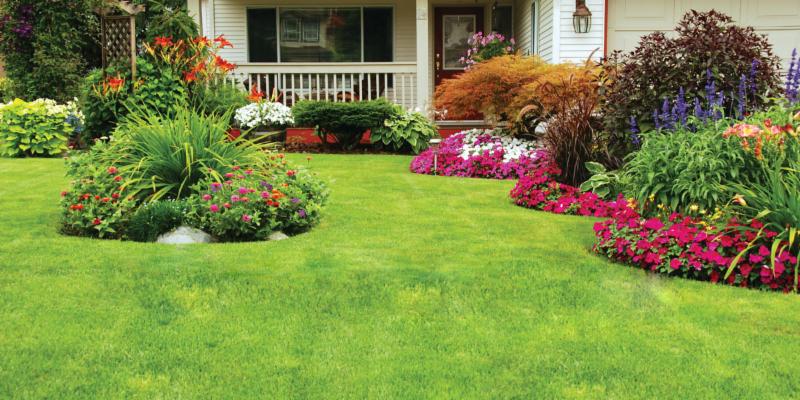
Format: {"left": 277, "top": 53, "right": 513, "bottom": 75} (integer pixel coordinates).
{"left": 0, "top": 98, "right": 83, "bottom": 157}
{"left": 371, "top": 106, "right": 437, "bottom": 154}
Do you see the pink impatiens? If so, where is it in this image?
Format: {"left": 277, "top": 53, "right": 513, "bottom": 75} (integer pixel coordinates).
{"left": 410, "top": 130, "right": 543, "bottom": 179}
{"left": 593, "top": 203, "right": 800, "bottom": 292}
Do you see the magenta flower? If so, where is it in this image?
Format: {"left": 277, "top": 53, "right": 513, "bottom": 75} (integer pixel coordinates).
{"left": 238, "top": 187, "right": 249, "bottom": 195}
{"left": 209, "top": 204, "right": 220, "bottom": 212}
{"left": 242, "top": 214, "right": 252, "bottom": 222}
{"left": 231, "top": 195, "right": 240, "bottom": 202}
{"left": 202, "top": 194, "right": 212, "bottom": 201}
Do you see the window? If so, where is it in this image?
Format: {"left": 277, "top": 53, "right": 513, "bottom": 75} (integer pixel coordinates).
{"left": 246, "top": 7, "right": 394, "bottom": 63}
{"left": 247, "top": 8, "right": 277, "bottom": 62}
{"left": 492, "top": 5, "right": 513, "bottom": 39}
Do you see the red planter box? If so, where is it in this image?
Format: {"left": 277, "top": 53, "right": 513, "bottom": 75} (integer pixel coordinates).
{"left": 286, "top": 127, "right": 470, "bottom": 145}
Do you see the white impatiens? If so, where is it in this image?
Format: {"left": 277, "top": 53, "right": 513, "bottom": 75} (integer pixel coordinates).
{"left": 234, "top": 101, "right": 294, "bottom": 130}
{"left": 456, "top": 129, "right": 541, "bottom": 162}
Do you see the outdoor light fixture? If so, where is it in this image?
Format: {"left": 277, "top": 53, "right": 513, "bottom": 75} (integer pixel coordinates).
{"left": 572, "top": 0, "right": 592, "bottom": 34}
{"left": 429, "top": 138, "right": 442, "bottom": 175}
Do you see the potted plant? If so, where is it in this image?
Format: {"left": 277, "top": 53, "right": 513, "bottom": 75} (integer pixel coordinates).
{"left": 233, "top": 97, "right": 294, "bottom": 142}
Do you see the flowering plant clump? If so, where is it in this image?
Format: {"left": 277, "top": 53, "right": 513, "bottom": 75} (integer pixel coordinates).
{"left": 593, "top": 203, "right": 800, "bottom": 292}
{"left": 460, "top": 32, "right": 515, "bottom": 69}
{"left": 185, "top": 158, "right": 328, "bottom": 241}
{"left": 410, "top": 129, "right": 543, "bottom": 179}
{"left": 144, "top": 34, "right": 236, "bottom": 85}
{"left": 234, "top": 101, "right": 294, "bottom": 130}
{"left": 60, "top": 147, "right": 137, "bottom": 238}
{"left": 510, "top": 160, "right": 620, "bottom": 217}
{"left": 0, "top": 98, "right": 83, "bottom": 156}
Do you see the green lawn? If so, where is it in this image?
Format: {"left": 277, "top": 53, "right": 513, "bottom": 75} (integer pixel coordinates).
{"left": 1, "top": 154, "right": 799, "bottom": 399}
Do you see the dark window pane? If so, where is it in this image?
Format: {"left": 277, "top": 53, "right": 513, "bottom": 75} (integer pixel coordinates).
{"left": 247, "top": 9, "right": 278, "bottom": 62}
{"left": 492, "top": 5, "right": 513, "bottom": 40}
{"left": 364, "top": 8, "right": 393, "bottom": 62}
{"left": 280, "top": 8, "right": 361, "bottom": 62}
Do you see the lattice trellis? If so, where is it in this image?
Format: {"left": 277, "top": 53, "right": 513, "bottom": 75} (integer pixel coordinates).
{"left": 101, "top": 15, "right": 137, "bottom": 79}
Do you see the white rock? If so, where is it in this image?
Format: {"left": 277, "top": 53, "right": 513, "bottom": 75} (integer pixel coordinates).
{"left": 157, "top": 226, "right": 213, "bottom": 244}
{"left": 268, "top": 231, "right": 289, "bottom": 241}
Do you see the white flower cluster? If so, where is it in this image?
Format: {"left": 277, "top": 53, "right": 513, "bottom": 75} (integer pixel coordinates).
{"left": 457, "top": 129, "right": 541, "bottom": 162}
{"left": 234, "top": 101, "right": 294, "bottom": 130}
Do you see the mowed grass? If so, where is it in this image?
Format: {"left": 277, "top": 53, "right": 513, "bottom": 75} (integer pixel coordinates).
{"left": 0, "top": 154, "right": 799, "bottom": 399}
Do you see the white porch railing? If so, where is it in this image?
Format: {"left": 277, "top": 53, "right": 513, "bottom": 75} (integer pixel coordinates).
{"left": 223, "top": 62, "right": 418, "bottom": 110}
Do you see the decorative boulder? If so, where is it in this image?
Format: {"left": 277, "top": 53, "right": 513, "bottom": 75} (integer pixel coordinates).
{"left": 268, "top": 231, "right": 289, "bottom": 241}
{"left": 157, "top": 226, "right": 213, "bottom": 244}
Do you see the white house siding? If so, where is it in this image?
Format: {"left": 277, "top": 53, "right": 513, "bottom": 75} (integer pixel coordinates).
{"left": 606, "top": 0, "right": 800, "bottom": 69}
{"left": 536, "top": 0, "right": 554, "bottom": 62}
{"left": 557, "top": 0, "right": 605, "bottom": 63}
{"left": 513, "top": 0, "right": 532, "bottom": 54}
{"left": 210, "top": 0, "right": 418, "bottom": 64}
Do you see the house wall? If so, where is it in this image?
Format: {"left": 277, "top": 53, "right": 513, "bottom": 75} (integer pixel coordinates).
{"left": 511, "top": 0, "right": 555, "bottom": 62}
{"left": 556, "top": 0, "right": 605, "bottom": 63}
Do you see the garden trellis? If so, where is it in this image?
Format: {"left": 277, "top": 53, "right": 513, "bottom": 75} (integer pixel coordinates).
{"left": 99, "top": 1, "right": 145, "bottom": 80}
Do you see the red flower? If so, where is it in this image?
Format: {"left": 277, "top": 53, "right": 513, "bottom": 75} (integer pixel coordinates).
{"left": 286, "top": 170, "right": 295, "bottom": 177}
{"left": 183, "top": 71, "right": 197, "bottom": 83}
{"left": 114, "top": 176, "right": 122, "bottom": 182}
{"left": 193, "top": 36, "right": 211, "bottom": 47}
{"left": 214, "top": 34, "right": 233, "bottom": 48}
{"left": 214, "top": 55, "right": 236, "bottom": 72}
{"left": 92, "top": 218, "right": 102, "bottom": 225}
{"left": 107, "top": 166, "right": 118, "bottom": 175}
{"left": 60, "top": 191, "right": 68, "bottom": 197}
{"left": 154, "top": 36, "right": 173, "bottom": 47}
{"left": 112, "top": 193, "right": 120, "bottom": 200}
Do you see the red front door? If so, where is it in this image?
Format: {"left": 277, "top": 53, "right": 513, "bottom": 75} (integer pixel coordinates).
{"left": 434, "top": 7, "right": 485, "bottom": 86}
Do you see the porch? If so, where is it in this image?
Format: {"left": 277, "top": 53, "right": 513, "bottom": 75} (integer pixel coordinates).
{"left": 193, "top": 0, "right": 529, "bottom": 113}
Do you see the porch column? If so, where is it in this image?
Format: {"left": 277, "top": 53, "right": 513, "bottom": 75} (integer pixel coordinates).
{"left": 415, "top": 0, "right": 431, "bottom": 112}
{"left": 186, "top": 0, "right": 201, "bottom": 31}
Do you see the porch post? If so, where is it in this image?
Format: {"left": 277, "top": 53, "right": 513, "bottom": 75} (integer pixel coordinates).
{"left": 415, "top": 0, "right": 431, "bottom": 112}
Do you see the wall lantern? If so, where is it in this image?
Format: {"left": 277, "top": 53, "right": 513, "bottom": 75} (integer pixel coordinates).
{"left": 572, "top": 0, "right": 592, "bottom": 33}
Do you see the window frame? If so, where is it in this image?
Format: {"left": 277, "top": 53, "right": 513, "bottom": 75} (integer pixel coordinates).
{"left": 491, "top": 4, "right": 514, "bottom": 39}
{"left": 245, "top": 5, "right": 397, "bottom": 64}
{"left": 531, "top": 0, "right": 539, "bottom": 55}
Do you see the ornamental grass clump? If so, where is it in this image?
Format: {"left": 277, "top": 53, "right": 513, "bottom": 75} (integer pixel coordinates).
{"left": 107, "top": 107, "right": 275, "bottom": 201}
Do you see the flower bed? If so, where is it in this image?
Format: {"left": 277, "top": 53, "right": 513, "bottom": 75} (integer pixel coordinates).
{"left": 509, "top": 161, "right": 619, "bottom": 217}
{"left": 593, "top": 205, "right": 800, "bottom": 292}
{"left": 410, "top": 129, "right": 543, "bottom": 179}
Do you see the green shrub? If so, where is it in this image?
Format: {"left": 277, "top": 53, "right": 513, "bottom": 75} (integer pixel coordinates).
{"left": 0, "top": 98, "right": 82, "bottom": 157}
{"left": 621, "top": 126, "right": 754, "bottom": 215}
{"left": 371, "top": 106, "right": 437, "bottom": 154}
{"left": 133, "top": 0, "right": 199, "bottom": 43}
{"left": 126, "top": 200, "right": 187, "bottom": 242}
{"left": 0, "top": 0, "right": 102, "bottom": 102}
{"left": 107, "top": 107, "right": 274, "bottom": 200}
{"left": 60, "top": 144, "right": 138, "bottom": 238}
{"left": 0, "top": 78, "right": 12, "bottom": 102}
{"left": 79, "top": 67, "right": 132, "bottom": 143}
{"left": 185, "top": 164, "right": 328, "bottom": 241}
{"left": 190, "top": 83, "right": 249, "bottom": 119}
{"left": 603, "top": 10, "right": 781, "bottom": 137}
{"left": 292, "top": 99, "right": 398, "bottom": 149}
